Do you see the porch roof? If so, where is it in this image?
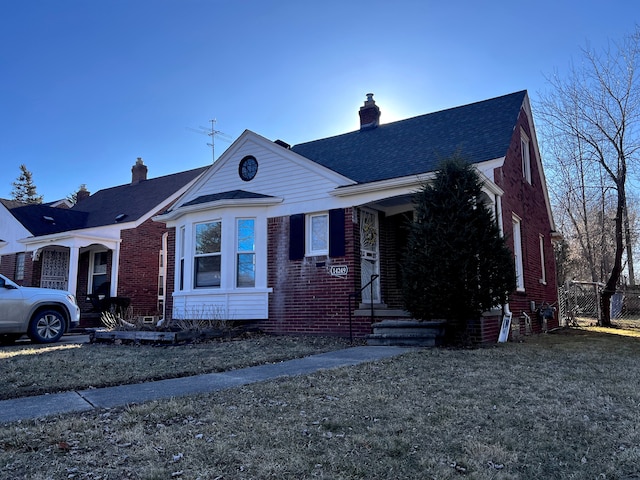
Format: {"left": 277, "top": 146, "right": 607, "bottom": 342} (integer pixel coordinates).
{"left": 183, "top": 189, "right": 277, "bottom": 207}
{"left": 290, "top": 90, "right": 525, "bottom": 184}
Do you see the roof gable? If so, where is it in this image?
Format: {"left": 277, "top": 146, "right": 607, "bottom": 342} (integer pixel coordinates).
{"left": 291, "top": 91, "right": 526, "bottom": 184}
{"left": 173, "top": 130, "right": 353, "bottom": 211}
{"left": 71, "top": 166, "right": 207, "bottom": 228}
{"left": 8, "top": 204, "right": 88, "bottom": 236}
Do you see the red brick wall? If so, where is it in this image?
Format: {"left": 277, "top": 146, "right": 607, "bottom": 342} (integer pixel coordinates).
{"left": 1, "top": 253, "right": 37, "bottom": 287}
{"left": 264, "top": 208, "right": 372, "bottom": 337}
{"left": 0, "top": 254, "right": 17, "bottom": 282}
{"left": 495, "top": 108, "right": 559, "bottom": 334}
{"left": 117, "top": 218, "right": 166, "bottom": 316}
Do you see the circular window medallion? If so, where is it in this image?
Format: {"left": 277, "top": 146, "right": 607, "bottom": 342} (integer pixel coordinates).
{"left": 239, "top": 156, "right": 258, "bottom": 181}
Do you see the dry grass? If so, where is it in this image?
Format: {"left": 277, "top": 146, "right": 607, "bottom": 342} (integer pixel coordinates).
{"left": 1, "top": 328, "right": 640, "bottom": 479}
{"left": 0, "top": 335, "right": 353, "bottom": 400}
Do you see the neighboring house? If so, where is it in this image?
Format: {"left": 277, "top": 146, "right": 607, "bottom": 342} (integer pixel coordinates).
{"left": 0, "top": 159, "right": 207, "bottom": 326}
{"left": 155, "top": 91, "right": 559, "bottom": 342}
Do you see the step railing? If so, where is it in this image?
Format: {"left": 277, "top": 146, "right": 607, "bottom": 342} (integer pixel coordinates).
{"left": 347, "top": 274, "right": 379, "bottom": 343}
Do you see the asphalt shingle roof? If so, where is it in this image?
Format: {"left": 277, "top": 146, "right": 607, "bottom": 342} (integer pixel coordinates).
{"left": 6, "top": 167, "right": 207, "bottom": 237}
{"left": 71, "top": 167, "right": 207, "bottom": 228}
{"left": 183, "top": 190, "right": 276, "bottom": 207}
{"left": 291, "top": 90, "right": 526, "bottom": 184}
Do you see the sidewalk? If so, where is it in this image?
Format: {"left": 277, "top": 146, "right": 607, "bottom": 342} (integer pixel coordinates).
{"left": 0, "top": 346, "right": 411, "bottom": 424}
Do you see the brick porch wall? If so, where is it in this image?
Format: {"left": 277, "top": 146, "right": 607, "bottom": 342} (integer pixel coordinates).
{"left": 118, "top": 218, "right": 167, "bottom": 317}
{"left": 264, "top": 208, "right": 372, "bottom": 337}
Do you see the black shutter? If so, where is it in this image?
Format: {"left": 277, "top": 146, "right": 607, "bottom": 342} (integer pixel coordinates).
{"left": 329, "top": 208, "right": 345, "bottom": 257}
{"left": 289, "top": 214, "right": 305, "bottom": 260}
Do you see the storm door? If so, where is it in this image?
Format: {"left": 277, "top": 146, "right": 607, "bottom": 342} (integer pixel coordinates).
{"left": 359, "top": 208, "right": 380, "bottom": 303}
{"left": 40, "top": 249, "right": 70, "bottom": 290}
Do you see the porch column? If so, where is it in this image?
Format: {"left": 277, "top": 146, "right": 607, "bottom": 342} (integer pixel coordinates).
{"left": 110, "top": 240, "right": 121, "bottom": 297}
{"left": 68, "top": 246, "right": 80, "bottom": 297}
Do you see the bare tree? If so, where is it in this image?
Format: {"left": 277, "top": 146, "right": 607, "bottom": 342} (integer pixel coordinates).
{"left": 538, "top": 26, "right": 640, "bottom": 326}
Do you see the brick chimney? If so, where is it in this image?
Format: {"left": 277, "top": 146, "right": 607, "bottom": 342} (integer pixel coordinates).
{"left": 131, "top": 157, "right": 148, "bottom": 184}
{"left": 76, "top": 184, "right": 90, "bottom": 203}
{"left": 359, "top": 93, "right": 381, "bottom": 130}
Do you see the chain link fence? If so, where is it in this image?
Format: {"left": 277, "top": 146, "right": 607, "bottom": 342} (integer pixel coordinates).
{"left": 557, "top": 281, "right": 640, "bottom": 326}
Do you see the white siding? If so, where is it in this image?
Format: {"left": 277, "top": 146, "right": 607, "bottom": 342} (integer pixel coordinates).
{"left": 172, "top": 291, "right": 269, "bottom": 319}
{"left": 178, "top": 132, "right": 352, "bottom": 215}
{"left": 0, "top": 206, "right": 32, "bottom": 254}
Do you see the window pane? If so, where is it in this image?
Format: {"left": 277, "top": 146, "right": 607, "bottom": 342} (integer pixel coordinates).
{"left": 15, "top": 253, "right": 25, "bottom": 281}
{"left": 311, "top": 215, "right": 328, "bottom": 251}
{"left": 93, "top": 252, "right": 108, "bottom": 275}
{"left": 237, "top": 253, "right": 255, "bottom": 287}
{"left": 195, "top": 256, "right": 221, "bottom": 287}
{"left": 237, "top": 219, "right": 255, "bottom": 252}
{"left": 196, "top": 222, "right": 221, "bottom": 254}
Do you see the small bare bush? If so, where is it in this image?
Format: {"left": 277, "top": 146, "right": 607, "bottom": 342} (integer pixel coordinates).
{"left": 100, "top": 306, "right": 137, "bottom": 330}
{"left": 168, "top": 304, "right": 232, "bottom": 332}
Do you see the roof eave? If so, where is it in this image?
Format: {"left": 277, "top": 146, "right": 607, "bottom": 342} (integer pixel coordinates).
{"left": 331, "top": 166, "right": 504, "bottom": 198}
{"left": 154, "top": 196, "right": 284, "bottom": 223}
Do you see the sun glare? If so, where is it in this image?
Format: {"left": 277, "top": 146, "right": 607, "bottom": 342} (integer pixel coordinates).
{"left": 0, "top": 343, "right": 82, "bottom": 359}
{"left": 584, "top": 326, "right": 640, "bottom": 338}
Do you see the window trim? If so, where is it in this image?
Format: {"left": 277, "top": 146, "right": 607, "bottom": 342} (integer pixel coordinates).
{"left": 15, "top": 252, "right": 25, "bottom": 281}
{"left": 512, "top": 215, "right": 525, "bottom": 292}
{"left": 539, "top": 234, "right": 547, "bottom": 285}
{"left": 306, "top": 212, "right": 329, "bottom": 256}
{"left": 88, "top": 250, "right": 108, "bottom": 295}
{"left": 521, "top": 130, "right": 532, "bottom": 184}
{"left": 193, "top": 220, "right": 222, "bottom": 289}
{"left": 236, "top": 218, "right": 256, "bottom": 288}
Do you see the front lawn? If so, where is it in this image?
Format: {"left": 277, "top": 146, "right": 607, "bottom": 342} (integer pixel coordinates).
{"left": 1, "top": 328, "right": 639, "bottom": 479}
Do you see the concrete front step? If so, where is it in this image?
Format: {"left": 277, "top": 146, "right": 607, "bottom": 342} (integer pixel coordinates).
{"left": 367, "top": 320, "right": 446, "bottom": 347}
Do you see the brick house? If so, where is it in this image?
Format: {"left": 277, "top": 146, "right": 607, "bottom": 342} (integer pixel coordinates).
{"left": 0, "top": 159, "right": 206, "bottom": 325}
{"left": 155, "top": 91, "right": 559, "bottom": 342}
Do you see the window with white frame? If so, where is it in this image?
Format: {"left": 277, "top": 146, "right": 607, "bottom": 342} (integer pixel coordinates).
{"left": 194, "top": 221, "right": 222, "bottom": 288}
{"left": 513, "top": 216, "right": 524, "bottom": 291}
{"left": 89, "top": 251, "right": 108, "bottom": 294}
{"left": 539, "top": 234, "right": 547, "bottom": 285}
{"left": 15, "top": 253, "right": 25, "bottom": 281}
{"left": 307, "top": 212, "right": 329, "bottom": 256}
{"left": 158, "top": 232, "right": 168, "bottom": 313}
{"left": 236, "top": 218, "right": 256, "bottom": 287}
{"left": 521, "top": 131, "right": 532, "bottom": 184}
{"left": 179, "top": 226, "right": 185, "bottom": 291}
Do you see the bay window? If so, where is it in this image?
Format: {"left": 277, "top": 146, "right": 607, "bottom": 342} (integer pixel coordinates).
{"left": 237, "top": 218, "right": 256, "bottom": 287}
{"left": 194, "top": 221, "right": 222, "bottom": 288}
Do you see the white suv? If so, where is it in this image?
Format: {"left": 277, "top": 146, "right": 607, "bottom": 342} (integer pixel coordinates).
{"left": 0, "top": 273, "right": 80, "bottom": 344}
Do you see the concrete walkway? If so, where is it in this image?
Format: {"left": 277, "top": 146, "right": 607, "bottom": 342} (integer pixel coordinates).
{"left": 0, "top": 346, "right": 411, "bottom": 424}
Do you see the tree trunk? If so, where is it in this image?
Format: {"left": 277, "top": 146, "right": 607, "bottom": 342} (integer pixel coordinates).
{"left": 600, "top": 184, "right": 626, "bottom": 327}
{"left": 624, "top": 203, "right": 635, "bottom": 285}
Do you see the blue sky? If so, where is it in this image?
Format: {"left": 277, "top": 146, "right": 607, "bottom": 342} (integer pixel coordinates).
{"left": 1, "top": 0, "right": 638, "bottom": 202}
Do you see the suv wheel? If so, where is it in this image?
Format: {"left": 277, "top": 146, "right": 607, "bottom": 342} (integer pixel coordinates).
{"left": 28, "top": 310, "right": 66, "bottom": 343}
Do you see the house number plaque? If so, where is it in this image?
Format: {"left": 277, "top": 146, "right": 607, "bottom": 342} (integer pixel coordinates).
{"left": 329, "top": 265, "right": 349, "bottom": 278}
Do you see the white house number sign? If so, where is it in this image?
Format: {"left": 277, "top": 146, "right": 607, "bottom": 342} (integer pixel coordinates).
{"left": 329, "top": 265, "right": 349, "bottom": 278}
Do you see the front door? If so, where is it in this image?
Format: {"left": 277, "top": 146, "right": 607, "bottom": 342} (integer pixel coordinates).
{"left": 40, "top": 249, "right": 70, "bottom": 290}
{"left": 360, "top": 208, "right": 380, "bottom": 303}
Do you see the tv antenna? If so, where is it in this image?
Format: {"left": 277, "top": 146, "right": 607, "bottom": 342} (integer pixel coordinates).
{"left": 187, "top": 119, "right": 232, "bottom": 162}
